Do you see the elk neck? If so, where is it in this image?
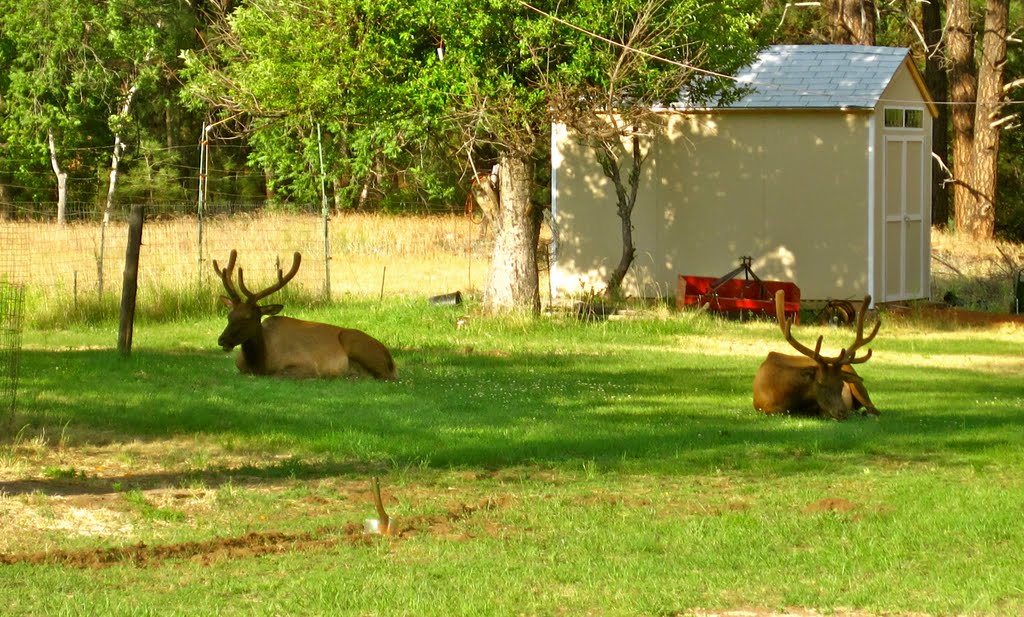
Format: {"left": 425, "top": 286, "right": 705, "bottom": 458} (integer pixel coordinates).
{"left": 239, "top": 332, "right": 271, "bottom": 375}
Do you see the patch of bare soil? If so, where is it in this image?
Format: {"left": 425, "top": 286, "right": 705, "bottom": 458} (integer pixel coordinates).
{"left": 0, "top": 528, "right": 351, "bottom": 568}
{"left": 802, "top": 497, "right": 859, "bottom": 514}
{"left": 0, "top": 497, "right": 501, "bottom": 568}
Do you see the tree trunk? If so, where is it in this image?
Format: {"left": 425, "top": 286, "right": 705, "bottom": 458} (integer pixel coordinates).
{"left": 105, "top": 84, "right": 138, "bottom": 221}
{"left": 333, "top": 178, "right": 346, "bottom": 210}
{"left": 600, "top": 133, "right": 644, "bottom": 298}
{"left": 947, "top": 0, "right": 978, "bottom": 235}
{"left": 923, "top": 0, "right": 950, "bottom": 228}
{"left": 47, "top": 128, "right": 68, "bottom": 225}
{"left": 0, "top": 179, "right": 12, "bottom": 219}
{"left": 165, "top": 103, "right": 174, "bottom": 150}
{"left": 828, "top": 0, "right": 876, "bottom": 45}
{"left": 99, "top": 82, "right": 140, "bottom": 297}
{"left": 483, "top": 154, "right": 540, "bottom": 314}
{"left": 356, "top": 175, "right": 371, "bottom": 210}
{"left": 264, "top": 169, "right": 276, "bottom": 202}
{"left": 469, "top": 171, "right": 499, "bottom": 237}
{"left": 965, "top": 0, "right": 1008, "bottom": 240}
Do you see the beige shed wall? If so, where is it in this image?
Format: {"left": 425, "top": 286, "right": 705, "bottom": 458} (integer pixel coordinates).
{"left": 552, "top": 111, "right": 874, "bottom": 301}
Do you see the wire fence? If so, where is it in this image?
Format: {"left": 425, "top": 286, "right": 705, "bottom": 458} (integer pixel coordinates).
{"left": 0, "top": 201, "right": 496, "bottom": 323}
{"left": 0, "top": 216, "right": 26, "bottom": 435}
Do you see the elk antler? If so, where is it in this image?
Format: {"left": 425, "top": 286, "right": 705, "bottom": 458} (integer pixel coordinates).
{"left": 238, "top": 252, "right": 302, "bottom": 303}
{"left": 774, "top": 290, "right": 880, "bottom": 366}
{"left": 775, "top": 289, "right": 827, "bottom": 361}
{"left": 212, "top": 249, "right": 242, "bottom": 302}
{"left": 840, "top": 295, "right": 880, "bottom": 365}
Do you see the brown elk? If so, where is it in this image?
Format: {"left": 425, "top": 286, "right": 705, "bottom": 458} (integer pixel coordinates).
{"left": 753, "top": 290, "right": 879, "bottom": 420}
{"left": 213, "top": 250, "right": 397, "bottom": 380}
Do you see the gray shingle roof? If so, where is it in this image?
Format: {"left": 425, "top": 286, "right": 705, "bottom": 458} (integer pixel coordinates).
{"left": 723, "top": 45, "right": 911, "bottom": 110}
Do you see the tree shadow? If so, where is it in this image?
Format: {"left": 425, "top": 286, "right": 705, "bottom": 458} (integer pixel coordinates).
{"left": 5, "top": 344, "right": 1021, "bottom": 496}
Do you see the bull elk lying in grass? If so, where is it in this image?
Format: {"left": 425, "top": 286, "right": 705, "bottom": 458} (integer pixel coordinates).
{"left": 213, "top": 250, "right": 397, "bottom": 380}
{"left": 753, "top": 290, "right": 879, "bottom": 420}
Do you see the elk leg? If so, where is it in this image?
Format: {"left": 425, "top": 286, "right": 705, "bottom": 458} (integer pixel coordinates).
{"left": 845, "top": 381, "right": 879, "bottom": 416}
{"left": 338, "top": 330, "right": 397, "bottom": 381}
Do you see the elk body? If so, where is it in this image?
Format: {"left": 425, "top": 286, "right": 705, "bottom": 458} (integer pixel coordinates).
{"left": 753, "top": 290, "right": 879, "bottom": 420}
{"left": 214, "top": 250, "right": 396, "bottom": 380}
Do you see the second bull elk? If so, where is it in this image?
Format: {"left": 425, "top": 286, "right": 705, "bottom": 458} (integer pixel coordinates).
{"left": 753, "top": 290, "right": 879, "bottom": 420}
{"left": 213, "top": 250, "right": 397, "bottom": 380}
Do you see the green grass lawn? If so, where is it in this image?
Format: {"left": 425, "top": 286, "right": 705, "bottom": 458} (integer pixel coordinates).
{"left": 1, "top": 300, "right": 1022, "bottom": 616}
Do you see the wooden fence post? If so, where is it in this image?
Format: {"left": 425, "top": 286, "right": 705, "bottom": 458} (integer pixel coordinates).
{"left": 118, "top": 206, "right": 145, "bottom": 357}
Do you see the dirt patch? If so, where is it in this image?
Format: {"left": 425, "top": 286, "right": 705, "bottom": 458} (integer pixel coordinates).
{"left": 0, "top": 497, "right": 502, "bottom": 568}
{"left": 802, "top": 497, "right": 859, "bottom": 515}
{"left": 0, "top": 528, "right": 354, "bottom": 568}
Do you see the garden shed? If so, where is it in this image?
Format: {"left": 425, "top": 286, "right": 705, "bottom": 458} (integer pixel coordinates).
{"left": 550, "top": 45, "right": 938, "bottom": 305}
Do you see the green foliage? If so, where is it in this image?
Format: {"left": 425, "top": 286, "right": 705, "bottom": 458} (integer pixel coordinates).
{"left": 116, "top": 138, "right": 192, "bottom": 205}
{"left": 0, "top": 0, "right": 201, "bottom": 207}
{"left": 177, "top": 0, "right": 763, "bottom": 216}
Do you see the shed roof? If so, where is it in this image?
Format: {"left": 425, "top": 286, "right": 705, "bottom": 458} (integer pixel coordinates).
{"left": 723, "top": 45, "right": 928, "bottom": 111}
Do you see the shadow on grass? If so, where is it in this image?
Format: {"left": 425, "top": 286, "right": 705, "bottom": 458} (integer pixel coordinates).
{"left": 4, "top": 343, "right": 1022, "bottom": 495}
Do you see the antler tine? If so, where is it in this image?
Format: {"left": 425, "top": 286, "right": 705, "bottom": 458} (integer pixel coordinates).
{"left": 847, "top": 348, "right": 873, "bottom": 365}
{"left": 238, "top": 252, "right": 302, "bottom": 303}
{"left": 212, "top": 249, "right": 241, "bottom": 302}
{"left": 841, "top": 295, "right": 880, "bottom": 363}
{"left": 775, "top": 289, "right": 822, "bottom": 360}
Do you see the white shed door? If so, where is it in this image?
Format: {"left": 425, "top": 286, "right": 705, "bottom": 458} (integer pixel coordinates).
{"left": 882, "top": 136, "right": 927, "bottom": 302}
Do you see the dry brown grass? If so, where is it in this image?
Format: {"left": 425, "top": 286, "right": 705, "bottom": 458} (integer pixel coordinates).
{"left": 931, "top": 227, "right": 1024, "bottom": 279}
{"left": 4, "top": 216, "right": 1022, "bottom": 320}
{"left": 929, "top": 227, "right": 1024, "bottom": 312}
{"left": 1, "top": 212, "right": 493, "bottom": 302}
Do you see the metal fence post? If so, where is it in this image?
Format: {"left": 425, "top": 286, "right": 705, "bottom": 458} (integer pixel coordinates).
{"left": 317, "top": 123, "right": 331, "bottom": 299}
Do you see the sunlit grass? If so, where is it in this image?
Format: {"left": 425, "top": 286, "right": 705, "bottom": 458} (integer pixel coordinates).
{"left": 2, "top": 282, "right": 1024, "bottom": 615}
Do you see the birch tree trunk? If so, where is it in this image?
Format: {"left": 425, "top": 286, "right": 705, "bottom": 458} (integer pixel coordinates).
{"left": 482, "top": 154, "right": 540, "bottom": 314}
{"left": 104, "top": 84, "right": 138, "bottom": 219}
{"left": 47, "top": 129, "right": 68, "bottom": 225}
{"left": 98, "top": 82, "right": 140, "bottom": 296}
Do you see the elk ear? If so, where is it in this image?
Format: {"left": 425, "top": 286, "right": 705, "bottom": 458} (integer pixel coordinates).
{"left": 219, "top": 295, "right": 235, "bottom": 309}
{"left": 840, "top": 371, "right": 864, "bottom": 385}
{"left": 260, "top": 304, "right": 284, "bottom": 316}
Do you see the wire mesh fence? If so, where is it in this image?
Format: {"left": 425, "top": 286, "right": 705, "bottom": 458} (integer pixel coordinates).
{"left": 0, "top": 216, "right": 26, "bottom": 435}
{"left": 1, "top": 201, "right": 495, "bottom": 326}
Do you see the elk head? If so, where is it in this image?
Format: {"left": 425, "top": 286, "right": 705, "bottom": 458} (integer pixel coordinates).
{"left": 213, "top": 249, "right": 300, "bottom": 352}
{"left": 753, "top": 290, "right": 880, "bottom": 420}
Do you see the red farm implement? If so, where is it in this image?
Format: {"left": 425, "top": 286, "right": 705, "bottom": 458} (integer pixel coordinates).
{"left": 676, "top": 257, "right": 801, "bottom": 322}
